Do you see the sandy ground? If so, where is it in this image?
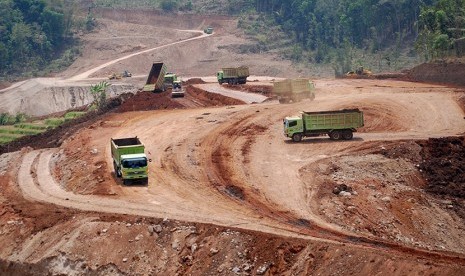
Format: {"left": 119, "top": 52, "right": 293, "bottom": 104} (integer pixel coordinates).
{"left": 1, "top": 8, "right": 465, "bottom": 275}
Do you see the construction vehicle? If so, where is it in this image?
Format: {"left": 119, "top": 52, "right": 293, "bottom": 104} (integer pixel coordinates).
{"left": 171, "top": 79, "right": 184, "bottom": 98}
{"left": 164, "top": 72, "right": 180, "bottom": 88}
{"left": 204, "top": 27, "right": 213, "bottom": 34}
{"left": 346, "top": 66, "right": 372, "bottom": 78}
{"left": 108, "top": 72, "right": 122, "bottom": 80}
{"left": 217, "top": 66, "right": 249, "bottom": 85}
{"left": 273, "top": 79, "right": 315, "bottom": 103}
{"left": 108, "top": 70, "right": 132, "bottom": 80}
{"left": 111, "top": 137, "right": 150, "bottom": 185}
{"left": 143, "top": 62, "right": 167, "bottom": 92}
{"left": 283, "top": 109, "right": 364, "bottom": 142}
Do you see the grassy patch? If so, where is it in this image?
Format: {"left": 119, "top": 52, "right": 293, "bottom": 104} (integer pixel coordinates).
{"left": 14, "top": 123, "right": 50, "bottom": 130}
{"left": 64, "top": 111, "right": 86, "bottom": 120}
{"left": 45, "top": 118, "right": 66, "bottom": 127}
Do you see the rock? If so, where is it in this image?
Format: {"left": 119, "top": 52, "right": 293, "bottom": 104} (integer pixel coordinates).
{"left": 210, "top": 248, "right": 219, "bottom": 255}
{"left": 172, "top": 240, "right": 180, "bottom": 250}
{"left": 154, "top": 224, "right": 163, "bottom": 233}
{"left": 126, "top": 223, "right": 132, "bottom": 227}
{"left": 339, "top": 191, "right": 352, "bottom": 197}
{"left": 256, "top": 263, "right": 269, "bottom": 275}
{"left": 148, "top": 225, "right": 154, "bottom": 235}
{"left": 102, "top": 229, "right": 108, "bottom": 233}
{"left": 381, "top": 196, "right": 391, "bottom": 202}
{"left": 135, "top": 234, "right": 143, "bottom": 241}
{"left": 122, "top": 258, "right": 128, "bottom": 262}
{"left": 91, "top": 148, "right": 98, "bottom": 154}
{"left": 191, "top": 243, "right": 198, "bottom": 254}
{"left": 232, "top": 266, "right": 241, "bottom": 274}
{"left": 243, "top": 264, "right": 252, "bottom": 272}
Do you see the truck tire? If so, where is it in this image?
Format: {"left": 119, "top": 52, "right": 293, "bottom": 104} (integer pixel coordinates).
{"left": 342, "top": 130, "right": 353, "bottom": 140}
{"left": 329, "top": 131, "right": 342, "bottom": 140}
{"left": 292, "top": 133, "right": 302, "bottom": 142}
{"left": 116, "top": 167, "right": 122, "bottom": 178}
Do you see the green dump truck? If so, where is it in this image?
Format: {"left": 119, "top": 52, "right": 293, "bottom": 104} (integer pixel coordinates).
{"left": 273, "top": 79, "right": 315, "bottom": 103}
{"left": 143, "top": 62, "right": 167, "bottom": 92}
{"left": 283, "top": 109, "right": 364, "bottom": 142}
{"left": 111, "top": 137, "right": 150, "bottom": 184}
{"left": 217, "top": 66, "right": 249, "bottom": 85}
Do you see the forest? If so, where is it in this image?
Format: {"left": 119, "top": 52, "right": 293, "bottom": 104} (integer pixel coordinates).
{"left": 1, "top": 0, "right": 464, "bottom": 79}
{"left": 0, "top": 0, "right": 84, "bottom": 79}
{"left": 248, "top": 0, "right": 465, "bottom": 73}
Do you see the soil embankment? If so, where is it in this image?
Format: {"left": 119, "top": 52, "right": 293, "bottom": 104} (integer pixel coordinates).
{"left": 408, "top": 60, "right": 465, "bottom": 87}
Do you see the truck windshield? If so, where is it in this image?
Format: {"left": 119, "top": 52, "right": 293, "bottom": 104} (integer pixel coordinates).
{"left": 122, "top": 158, "right": 147, "bottom": 168}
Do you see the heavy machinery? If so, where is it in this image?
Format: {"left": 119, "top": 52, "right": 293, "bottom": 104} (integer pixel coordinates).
{"left": 108, "top": 70, "right": 132, "bottom": 80}
{"left": 273, "top": 79, "right": 315, "bottom": 103}
{"left": 204, "top": 27, "right": 213, "bottom": 34}
{"left": 143, "top": 62, "right": 167, "bottom": 92}
{"left": 111, "top": 137, "right": 150, "bottom": 185}
{"left": 164, "top": 72, "right": 179, "bottom": 88}
{"left": 108, "top": 72, "right": 122, "bottom": 80}
{"left": 346, "top": 66, "right": 372, "bottom": 78}
{"left": 171, "top": 78, "right": 184, "bottom": 98}
{"left": 217, "top": 66, "right": 249, "bottom": 85}
{"left": 283, "top": 109, "right": 364, "bottom": 142}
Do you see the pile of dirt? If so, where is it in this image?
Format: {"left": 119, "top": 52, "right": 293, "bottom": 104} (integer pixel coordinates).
{"left": 408, "top": 60, "right": 465, "bottom": 87}
{"left": 418, "top": 136, "right": 465, "bottom": 199}
{"left": 186, "top": 85, "right": 245, "bottom": 106}
{"left": 118, "top": 91, "right": 183, "bottom": 112}
{"left": 184, "top": 78, "right": 205, "bottom": 85}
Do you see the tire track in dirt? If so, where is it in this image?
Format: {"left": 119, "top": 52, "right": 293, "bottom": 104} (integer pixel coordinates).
{"left": 197, "top": 105, "right": 465, "bottom": 264}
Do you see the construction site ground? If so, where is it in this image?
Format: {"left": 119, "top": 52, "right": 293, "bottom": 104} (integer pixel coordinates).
{"left": 1, "top": 9, "right": 465, "bottom": 276}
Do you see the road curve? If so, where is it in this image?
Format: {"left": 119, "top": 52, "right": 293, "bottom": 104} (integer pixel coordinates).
{"left": 15, "top": 84, "right": 465, "bottom": 264}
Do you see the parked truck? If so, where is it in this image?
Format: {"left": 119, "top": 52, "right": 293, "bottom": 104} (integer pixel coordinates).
{"left": 111, "top": 137, "right": 150, "bottom": 184}
{"left": 217, "top": 66, "right": 249, "bottom": 85}
{"left": 273, "top": 79, "right": 315, "bottom": 103}
{"left": 283, "top": 109, "right": 364, "bottom": 142}
{"left": 143, "top": 62, "right": 167, "bottom": 92}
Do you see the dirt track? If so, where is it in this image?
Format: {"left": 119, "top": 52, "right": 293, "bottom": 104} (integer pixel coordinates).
{"left": 1, "top": 9, "right": 465, "bottom": 275}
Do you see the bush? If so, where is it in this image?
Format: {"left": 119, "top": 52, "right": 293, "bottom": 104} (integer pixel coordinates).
{"left": 160, "top": 0, "right": 178, "bottom": 11}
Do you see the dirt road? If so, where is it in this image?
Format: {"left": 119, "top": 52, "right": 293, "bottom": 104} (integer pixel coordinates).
{"left": 2, "top": 10, "right": 465, "bottom": 275}
{"left": 13, "top": 79, "right": 465, "bottom": 264}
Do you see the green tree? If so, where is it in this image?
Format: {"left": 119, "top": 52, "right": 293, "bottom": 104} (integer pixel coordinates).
{"left": 90, "top": 81, "right": 110, "bottom": 110}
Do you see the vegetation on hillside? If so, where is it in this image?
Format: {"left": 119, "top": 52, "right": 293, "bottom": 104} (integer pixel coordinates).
{"left": 0, "top": 0, "right": 92, "bottom": 80}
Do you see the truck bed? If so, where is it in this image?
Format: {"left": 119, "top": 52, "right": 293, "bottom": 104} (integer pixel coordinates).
{"left": 302, "top": 109, "right": 364, "bottom": 131}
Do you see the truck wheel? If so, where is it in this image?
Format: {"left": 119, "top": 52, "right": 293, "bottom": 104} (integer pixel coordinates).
{"left": 116, "top": 167, "right": 122, "bottom": 178}
{"left": 329, "top": 131, "right": 341, "bottom": 140}
{"left": 123, "top": 179, "right": 127, "bottom": 185}
{"left": 218, "top": 81, "right": 222, "bottom": 85}
{"left": 342, "top": 130, "right": 353, "bottom": 140}
{"left": 292, "top": 133, "right": 302, "bottom": 142}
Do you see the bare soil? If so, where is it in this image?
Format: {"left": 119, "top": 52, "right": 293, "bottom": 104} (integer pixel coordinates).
{"left": 1, "top": 8, "right": 465, "bottom": 276}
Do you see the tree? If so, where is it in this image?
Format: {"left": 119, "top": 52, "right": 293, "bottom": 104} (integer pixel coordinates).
{"left": 90, "top": 81, "right": 110, "bottom": 110}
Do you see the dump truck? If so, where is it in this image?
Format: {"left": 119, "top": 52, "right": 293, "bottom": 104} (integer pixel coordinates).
{"left": 217, "top": 66, "right": 249, "bottom": 85}
{"left": 283, "top": 109, "right": 364, "bottom": 142}
{"left": 111, "top": 137, "right": 150, "bottom": 184}
{"left": 273, "top": 79, "right": 315, "bottom": 103}
{"left": 204, "top": 27, "right": 213, "bottom": 34}
{"left": 164, "top": 72, "right": 179, "bottom": 88}
{"left": 171, "top": 79, "right": 184, "bottom": 98}
{"left": 143, "top": 62, "right": 167, "bottom": 92}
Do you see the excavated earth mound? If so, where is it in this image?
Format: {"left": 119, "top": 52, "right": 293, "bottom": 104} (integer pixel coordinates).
{"left": 409, "top": 60, "right": 465, "bottom": 87}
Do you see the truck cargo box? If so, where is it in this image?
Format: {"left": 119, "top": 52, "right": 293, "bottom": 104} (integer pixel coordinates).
{"left": 143, "top": 62, "right": 167, "bottom": 92}
{"left": 302, "top": 109, "right": 364, "bottom": 131}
